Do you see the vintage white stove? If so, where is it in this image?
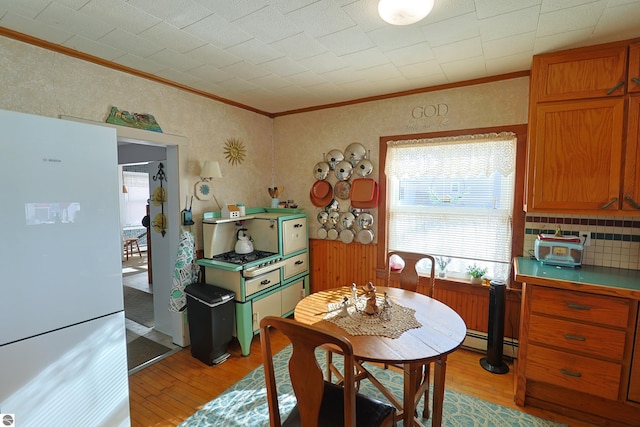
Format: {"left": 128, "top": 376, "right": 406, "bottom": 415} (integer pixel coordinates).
{"left": 197, "top": 210, "right": 309, "bottom": 356}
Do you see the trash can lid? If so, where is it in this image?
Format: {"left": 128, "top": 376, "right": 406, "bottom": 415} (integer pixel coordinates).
{"left": 185, "top": 283, "right": 235, "bottom": 305}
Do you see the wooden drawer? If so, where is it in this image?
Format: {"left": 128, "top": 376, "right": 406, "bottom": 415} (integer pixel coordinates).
{"left": 245, "top": 270, "right": 280, "bottom": 297}
{"left": 531, "top": 287, "right": 629, "bottom": 328}
{"left": 529, "top": 313, "right": 626, "bottom": 360}
{"left": 284, "top": 252, "right": 308, "bottom": 280}
{"left": 527, "top": 344, "right": 622, "bottom": 400}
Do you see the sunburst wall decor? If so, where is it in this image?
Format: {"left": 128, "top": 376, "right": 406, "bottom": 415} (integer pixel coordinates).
{"left": 224, "top": 137, "right": 246, "bottom": 165}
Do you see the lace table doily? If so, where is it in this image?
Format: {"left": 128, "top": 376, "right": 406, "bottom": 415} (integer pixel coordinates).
{"left": 324, "top": 295, "right": 421, "bottom": 339}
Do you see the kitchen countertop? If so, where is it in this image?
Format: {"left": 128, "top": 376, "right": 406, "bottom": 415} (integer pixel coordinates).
{"left": 514, "top": 257, "right": 640, "bottom": 299}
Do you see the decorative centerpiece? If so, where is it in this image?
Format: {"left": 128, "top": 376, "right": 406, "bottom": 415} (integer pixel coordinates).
{"left": 362, "top": 282, "right": 379, "bottom": 315}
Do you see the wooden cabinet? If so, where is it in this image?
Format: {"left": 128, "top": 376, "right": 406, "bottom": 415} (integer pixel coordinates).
{"left": 623, "top": 95, "right": 640, "bottom": 211}
{"left": 516, "top": 283, "right": 640, "bottom": 425}
{"left": 629, "top": 42, "right": 640, "bottom": 94}
{"left": 530, "top": 98, "right": 625, "bottom": 210}
{"left": 526, "top": 38, "right": 640, "bottom": 214}
{"left": 629, "top": 311, "right": 640, "bottom": 403}
{"left": 532, "top": 44, "right": 627, "bottom": 102}
{"left": 525, "top": 287, "right": 629, "bottom": 400}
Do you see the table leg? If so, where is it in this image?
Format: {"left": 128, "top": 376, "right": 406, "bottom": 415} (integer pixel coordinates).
{"left": 432, "top": 357, "right": 447, "bottom": 427}
{"left": 403, "top": 362, "right": 423, "bottom": 427}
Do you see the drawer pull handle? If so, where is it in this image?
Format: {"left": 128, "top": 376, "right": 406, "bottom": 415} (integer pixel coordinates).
{"left": 625, "top": 195, "right": 640, "bottom": 210}
{"left": 260, "top": 280, "right": 271, "bottom": 286}
{"left": 632, "top": 77, "right": 640, "bottom": 86}
{"left": 600, "top": 197, "right": 618, "bottom": 209}
{"left": 295, "top": 260, "right": 304, "bottom": 265}
{"left": 567, "top": 303, "right": 590, "bottom": 310}
{"left": 560, "top": 368, "right": 582, "bottom": 378}
{"left": 563, "top": 334, "right": 586, "bottom": 341}
{"left": 606, "top": 81, "right": 624, "bottom": 95}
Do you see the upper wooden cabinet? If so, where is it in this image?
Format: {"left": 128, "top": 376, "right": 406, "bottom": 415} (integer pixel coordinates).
{"left": 623, "top": 95, "right": 640, "bottom": 211}
{"left": 533, "top": 44, "right": 627, "bottom": 102}
{"left": 526, "top": 38, "right": 640, "bottom": 214}
{"left": 530, "top": 98, "right": 625, "bottom": 211}
{"left": 629, "top": 42, "right": 640, "bottom": 94}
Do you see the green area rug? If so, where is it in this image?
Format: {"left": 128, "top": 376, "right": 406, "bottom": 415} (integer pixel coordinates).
{"left": 180, "top": 345, "right": 566, "bottom": 427}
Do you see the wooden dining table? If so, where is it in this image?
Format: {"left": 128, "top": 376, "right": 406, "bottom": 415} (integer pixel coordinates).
{"left": 294, "top": 286, "right": 467, "bottom": 427}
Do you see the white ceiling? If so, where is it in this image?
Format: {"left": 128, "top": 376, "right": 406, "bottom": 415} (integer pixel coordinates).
{"left": 1, "top": 0, "right": 640, "bottom": 115}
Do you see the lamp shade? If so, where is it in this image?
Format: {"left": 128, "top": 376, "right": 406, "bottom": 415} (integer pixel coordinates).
{"left": 200, "top": 160, "right": 222, "bottom": 179}
{"left": 378, "top": 0, "right": 434, "bottom": 25}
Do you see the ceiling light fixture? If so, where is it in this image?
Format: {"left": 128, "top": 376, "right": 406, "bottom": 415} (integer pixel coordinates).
{"left": 378, "top": 0, "right": 435, "bottom": 26}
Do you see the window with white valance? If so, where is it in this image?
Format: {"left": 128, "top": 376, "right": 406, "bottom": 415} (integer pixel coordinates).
{"left": 385, "top": 132, "right": 517, "bottom": 280}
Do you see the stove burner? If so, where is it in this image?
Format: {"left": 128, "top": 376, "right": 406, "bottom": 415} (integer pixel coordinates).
{"left": 210, "top": 250, "right": 276, "bottom": 265}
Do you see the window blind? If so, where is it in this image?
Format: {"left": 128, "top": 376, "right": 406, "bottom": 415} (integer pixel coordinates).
{"left": 385, "top": 133, "right": 517, "bottom": 277}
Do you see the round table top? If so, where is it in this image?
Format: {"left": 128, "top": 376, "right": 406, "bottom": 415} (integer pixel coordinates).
{"left": 294, "top": 286, "right": 467, "bottom": 364}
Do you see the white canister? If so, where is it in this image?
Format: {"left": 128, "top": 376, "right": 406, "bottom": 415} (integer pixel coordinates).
{"left": 237, "top": 204, "right": 246, "bottom": 216}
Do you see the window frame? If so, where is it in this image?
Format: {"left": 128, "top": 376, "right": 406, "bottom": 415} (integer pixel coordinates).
{"left": 375, "top": 125, "right": 527, "bottom": 281}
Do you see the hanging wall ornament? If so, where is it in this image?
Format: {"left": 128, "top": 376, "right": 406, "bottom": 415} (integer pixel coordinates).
{"left": 152, "top": 162, "right": 167, "bottom": 237}
{"left": 224, "top": 137, "right": 246, "bottom": 165}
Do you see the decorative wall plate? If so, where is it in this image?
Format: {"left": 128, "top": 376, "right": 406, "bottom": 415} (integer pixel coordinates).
{"left": 151, "top": 186, "right": 167, "bottom": 206}
{"left": 334, "top": 180, "right": 351, "bottom": 199}
{"left": 195, "top": 181, "right": 213, "bottom": 201}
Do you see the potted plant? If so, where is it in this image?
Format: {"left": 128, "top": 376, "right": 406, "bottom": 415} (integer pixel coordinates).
{"left": 466, "top": 263, "right": 487, "bottom": 285}
{"left": 435, "top": 256, "right": 451, "bottom": 278}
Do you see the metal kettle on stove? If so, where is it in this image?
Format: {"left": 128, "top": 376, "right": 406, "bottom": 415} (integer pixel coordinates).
{"left": 235, "top": 228, "right": 254, "bottom": 254}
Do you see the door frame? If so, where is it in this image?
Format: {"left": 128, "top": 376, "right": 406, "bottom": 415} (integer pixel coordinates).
{"left": 60, "top": 116, "right": 185, "bottom": 339}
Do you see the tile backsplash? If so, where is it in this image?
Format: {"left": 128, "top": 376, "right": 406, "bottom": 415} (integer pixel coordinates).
{"left": 524, "top": 214, "right": 640, "bottom": 270}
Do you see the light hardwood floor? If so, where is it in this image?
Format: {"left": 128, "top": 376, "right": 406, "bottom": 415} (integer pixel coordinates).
{"left": 128, "top": 329, "right": 597, "bottom": 427}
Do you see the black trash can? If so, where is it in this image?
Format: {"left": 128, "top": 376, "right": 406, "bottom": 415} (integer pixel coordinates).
{"left": 185, "top": 283, "right": 235, "bottom": 366}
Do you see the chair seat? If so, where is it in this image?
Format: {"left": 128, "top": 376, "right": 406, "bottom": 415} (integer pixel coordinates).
{"left": 283, "top": 381, "right": 395, "bottom": 427}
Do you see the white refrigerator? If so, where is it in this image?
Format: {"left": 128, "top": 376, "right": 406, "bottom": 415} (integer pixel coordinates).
{"left": 0, "top": 110, "right": 130, "bottom": 426}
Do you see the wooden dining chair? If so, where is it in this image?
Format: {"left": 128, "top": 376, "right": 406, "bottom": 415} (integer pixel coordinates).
{"left": 260, "top": 316, "right": 396, "bottom": 427}
{"left": 386, "top": 251, "right": 436, "bottom": 419}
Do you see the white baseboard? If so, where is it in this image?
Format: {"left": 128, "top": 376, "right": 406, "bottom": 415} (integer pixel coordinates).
{"left": 462, "top": 330, "right": 518, "bottom": 359}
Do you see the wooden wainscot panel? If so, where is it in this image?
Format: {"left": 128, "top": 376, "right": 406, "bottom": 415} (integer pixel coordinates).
{"left": 309, "top": 239, "right": 520, "bottom": 340}
{"left": 309, "top": 240, "right": 383, "bottom": 292}
{"left": 433, "top": 280, "right": 520, "bottom": 339}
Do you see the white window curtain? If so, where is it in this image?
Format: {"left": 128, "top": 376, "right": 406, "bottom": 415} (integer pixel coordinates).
{"left": 385, "top": 132, "right": 517, "bottom": 279}
{"left": 122, "top": 171, "right": 150, "bottom": 227}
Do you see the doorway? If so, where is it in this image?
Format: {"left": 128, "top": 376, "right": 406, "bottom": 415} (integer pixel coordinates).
{"left": 118, "top": 145, "right": 182, "bottom": 373}
{"left": 60, "top": 116, "right": 185, "bottom": 372}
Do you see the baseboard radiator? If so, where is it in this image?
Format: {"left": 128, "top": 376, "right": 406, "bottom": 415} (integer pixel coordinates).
{"left": 462, "top": 330, "right": 519, "bottom": 359}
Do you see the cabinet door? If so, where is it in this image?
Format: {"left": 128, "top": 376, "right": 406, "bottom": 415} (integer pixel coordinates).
{"left": 282, "top": 217, "right": 307, "bottom": 255}
{"left": 528, "top": 98, "right": 625, "bottom": 211}
{"left": 533, "top": 45, "right": 627, "bottom": 102}
{"left": 281, "top": 279, "right": 305, "bottom": 316}
{"left": 623, "top": 95, "right": 640, "bottom": 211}
{"left": 629, "top": 308, "right": 640, "bottom": 403}
{"left": 628, "top": 42, "right": 640, "bottom": 94}
{"left": 252, "top": 291, "right": 281, "bottom": 332}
